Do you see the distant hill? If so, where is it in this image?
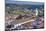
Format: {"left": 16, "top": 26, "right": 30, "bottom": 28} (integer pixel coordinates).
{"left": 6, "top": 4, "right": 44, "bottom": 10}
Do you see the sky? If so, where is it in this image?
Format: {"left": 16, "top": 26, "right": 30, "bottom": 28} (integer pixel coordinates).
{"left": 6, "top": 0, "right": 44, "bottom": 2}
{"left": 5, "top": 0, "right": 44, "bottom": 5}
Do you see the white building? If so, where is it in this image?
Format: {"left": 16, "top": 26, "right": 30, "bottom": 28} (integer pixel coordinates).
{"left": 35, "top": 8, "right": 38, "bottom": 16}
